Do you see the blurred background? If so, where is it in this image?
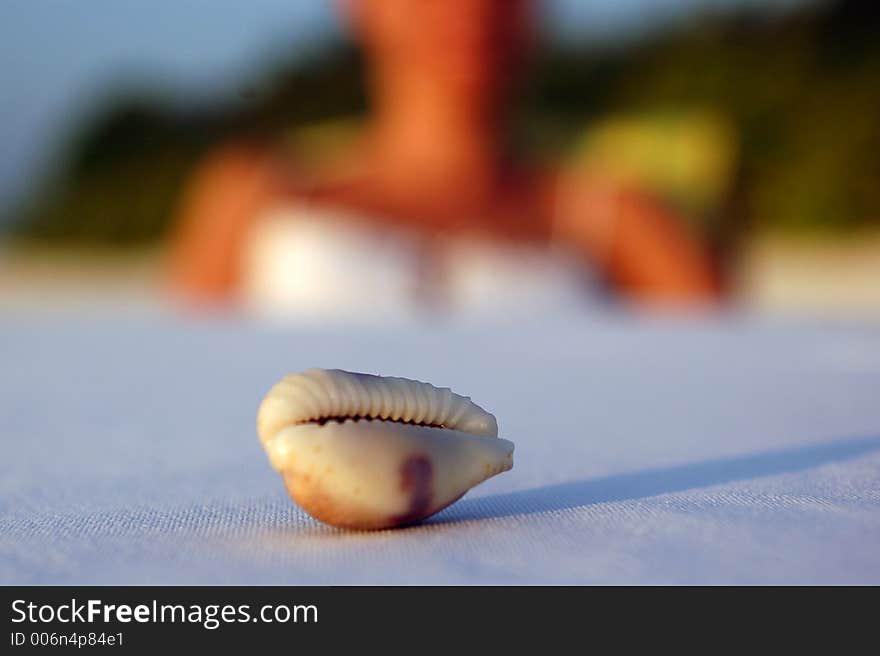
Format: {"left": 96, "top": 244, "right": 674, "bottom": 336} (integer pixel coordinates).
{"left": 1, "top": 0, "right": 878, "bottom": 318}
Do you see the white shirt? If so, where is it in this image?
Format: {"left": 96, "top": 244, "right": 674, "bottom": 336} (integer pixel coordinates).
{"left": 242, "top": 204, "right": 597, "bottom": 323}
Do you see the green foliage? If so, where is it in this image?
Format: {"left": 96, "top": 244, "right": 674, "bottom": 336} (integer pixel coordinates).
{"left": 518, "top": 0, "right": 880, "bottom": 233}
{"left": 7, "top": 44, "right": 366, "bottom": 247}
{"left": 8, "top": 1, "right": 879, "bottom": 246}
{"left": 10, "top": 102, "right": 216, "bottom": 245}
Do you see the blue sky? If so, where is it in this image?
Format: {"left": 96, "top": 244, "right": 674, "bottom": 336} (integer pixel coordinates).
{"left": 0, "top": 0, "right": 805, "bottom": 216}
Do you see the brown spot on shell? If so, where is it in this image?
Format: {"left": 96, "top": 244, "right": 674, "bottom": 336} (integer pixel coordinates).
{"left": 390, "top": 454, "right": 434, "bottom": 527}
{"left": 283, "top": 467, "right": 467, "bottom": 531}
{"left": 280, "top": 450, "right": 495, "bottom": 530}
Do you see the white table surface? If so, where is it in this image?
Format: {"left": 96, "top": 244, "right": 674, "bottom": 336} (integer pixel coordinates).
{"left": 2, "top": 309, "right": 879, "bottom": 584}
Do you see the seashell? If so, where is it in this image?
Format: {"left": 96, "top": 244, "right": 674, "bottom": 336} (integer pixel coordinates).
{"left": 257, "top": 368, "right": 514, "bottom": 529}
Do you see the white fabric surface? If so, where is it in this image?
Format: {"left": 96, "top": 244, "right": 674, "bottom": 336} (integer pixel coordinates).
{"left": 2, "top": 310, "right": 879, "bottom": 584}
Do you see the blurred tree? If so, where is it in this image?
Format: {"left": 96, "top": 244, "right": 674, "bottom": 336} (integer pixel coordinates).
{"left": 7, "top": 44, "right": 366, "bottom": 246}
{"left": 9, "top": 101, "right": 219, "bottom": 245}
{"left": 7, "top": 0, "right": 879, "bottom": 246}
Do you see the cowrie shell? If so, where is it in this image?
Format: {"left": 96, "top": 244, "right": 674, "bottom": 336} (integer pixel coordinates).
{"left": 257, "top": 369, "right": 514, "bottom": 529}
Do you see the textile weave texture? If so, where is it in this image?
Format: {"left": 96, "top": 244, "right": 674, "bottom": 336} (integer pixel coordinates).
{"left": 2, "top": 313, "right": 879, "bottom": 584}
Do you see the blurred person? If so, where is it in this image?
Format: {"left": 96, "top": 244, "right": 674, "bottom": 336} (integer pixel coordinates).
{"left": 167, "top": 0, "right": 721, "bottom": 318}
